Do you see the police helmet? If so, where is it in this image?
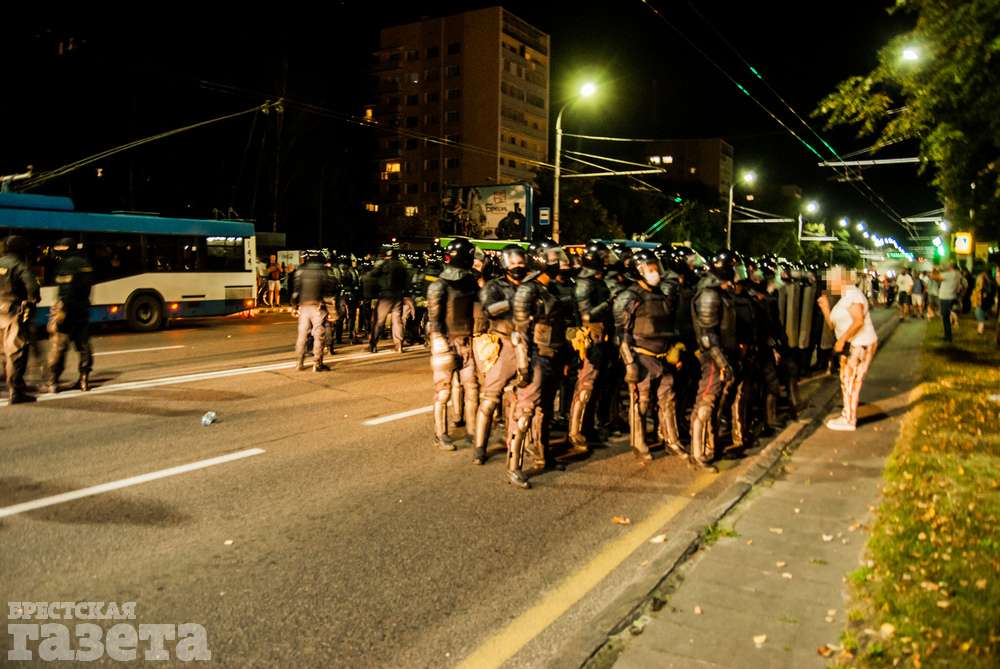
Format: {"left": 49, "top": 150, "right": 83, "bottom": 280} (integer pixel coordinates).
{"left": 709, "top": 249, "right": 739, "bottom": 281}
{"left": 443, "top": 237, "right": 476, "bottom": 270}
{"left": 631, "top": 248, "right": 664, "bottom": 282}
{"left": 526, "top": 238, "right": 567, "bottom": 276}
{"left": 4, "top": 235, "right": 29, "bottom": 259}
{"left": 580, "top": 241, "right": 615, "bottom": 273}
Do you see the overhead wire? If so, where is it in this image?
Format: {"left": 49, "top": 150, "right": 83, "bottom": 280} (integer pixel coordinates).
{"left": 677, "top": 0, "right": 917, "bottom": 238}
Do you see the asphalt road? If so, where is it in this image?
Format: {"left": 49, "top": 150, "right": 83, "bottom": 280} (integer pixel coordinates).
{"left": 0, "top": 309, "right": 895, "bottom": 668}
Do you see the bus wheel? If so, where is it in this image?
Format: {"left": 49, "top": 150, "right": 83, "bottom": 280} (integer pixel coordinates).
{"left": 126, "top": 293, "right": 164, "bottom": 332}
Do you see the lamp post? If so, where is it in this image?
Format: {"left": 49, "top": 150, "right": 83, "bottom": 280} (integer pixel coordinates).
{"left": 553, "top": 82, "right": 596, "bottom": 242}
{"left": 725, "top": 170, "right": 757, "bottom": 248}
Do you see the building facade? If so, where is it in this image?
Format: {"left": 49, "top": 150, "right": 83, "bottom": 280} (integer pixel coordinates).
{"left": 368, "top": 7, "right": 550, "bottom": 227}
{"left": 640, "top": 138, "right": 734, "bottom": 205}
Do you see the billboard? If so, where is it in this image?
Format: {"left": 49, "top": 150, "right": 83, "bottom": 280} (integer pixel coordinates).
{"left": 440, "top": 183, "right": 532, "bottom": 239}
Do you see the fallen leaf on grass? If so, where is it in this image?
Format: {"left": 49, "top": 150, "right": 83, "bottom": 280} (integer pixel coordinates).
{"left": 936, "top": 600, "right": 950, "bottom": 609}
{"left": 825, "top": 616, "right": 834, "bottom": 623}
{"left": 817, "top": 645, "right": 836, "bottom": 657}
{"left": 822, "top": 534, "right": 834, "bottom": 542}
{"left": 794, "top": 508, "right": 801, "bottom": 514}
{"left": 769, "top": 527, "right": 784, "bottom": 535}
{"left": 827, "top": 609, "right": 837, "bottom": 616}
{"left": 880, "top": 623, "right": 896, "bottom": 640}
{"left": 223, "top": 540, "right": 234, "bottom": 546}
{"left": 848, "top": 522, "right": 862, "bottom": 532}
{"left": 612, "top": 516, "right": 632, "bottom": 526}
{"left": 753, "top": 634, "right": 767, "bottom": 648}
{"left": 693, "top": 606, "right": 702, "bottom": 615}
{"left": 921, "top": 581, "right": 940, "bottom": 591}
{"left": 782, "top": 572, "right": 793, "bottom": 579}
{"left": 746, "top": 539, "right": 753, "bottom": 545}
{"left": 649, "top": 534, "right": 667, "bottom": 544}
{"left": 775, "top": 561, "right": 787, "bottom": 568}
{"left": 975, "top": 579, "right": 987, "bottom": 590}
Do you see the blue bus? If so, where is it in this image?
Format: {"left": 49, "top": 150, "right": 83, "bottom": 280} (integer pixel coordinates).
{"left": 0, "top": 193, "right": 257, "bottom": 331}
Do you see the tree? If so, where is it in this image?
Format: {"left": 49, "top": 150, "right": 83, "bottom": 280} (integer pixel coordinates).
{"left": 815, "top": 0, "right": 1000, "bottom": 238}
{"left": 533, "top": 170, "right": 625, "bottom": 242}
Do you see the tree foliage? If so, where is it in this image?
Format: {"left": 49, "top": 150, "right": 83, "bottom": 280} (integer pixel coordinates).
{"left": 815, "top": 0, "right": 1000, "bottom": 238}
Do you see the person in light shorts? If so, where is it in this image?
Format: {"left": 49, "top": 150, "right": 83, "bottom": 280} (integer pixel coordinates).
{"left": 817, "top": 266, "right": 878, "bottom": 431}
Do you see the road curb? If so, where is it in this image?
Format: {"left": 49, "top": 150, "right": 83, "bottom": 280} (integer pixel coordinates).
{"left": 555, "top": 312, "right": 902, "bottom": 669}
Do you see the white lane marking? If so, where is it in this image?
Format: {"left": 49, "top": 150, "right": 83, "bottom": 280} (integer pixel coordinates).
{"left": 0, "top": 448, "right": 266, "bottom": 519}
{"left": 94, "top": 345, "right": 186, "bottom": 357}
{"left": 0, "top": 349, "right": 416, "bottom": 407}
{"left": 363, "top": 405, "right": 433, "bottom": 426}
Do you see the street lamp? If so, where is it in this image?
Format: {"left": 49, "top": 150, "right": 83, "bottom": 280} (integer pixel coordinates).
{"left": 553, "top": 81, "right": 598, "bottom": 242}
{"left": 856, "top": 222, "right": 865, "bottom": 232}
{"left": 838, "top": 217, "right": 849, "bottom": 228}
{"left": 726, "top": 170, "right": 758, "bottom": 247}
{"left": 901, "top": 46, "right": 920, "bottom": 62}
{"left": 805, "top": 200, "right": 819, "bottom": 214}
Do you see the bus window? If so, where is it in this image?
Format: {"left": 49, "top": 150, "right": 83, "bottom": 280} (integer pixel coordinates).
{"left": 87, "top": 232, "right": 143, "bottom": 281}
{"left": 145, "top": 235, "right": 203, "bottom": 272}
{"left": 205, "top": 237, "right": 245, "bottom": 271}
{"left": 5, "top": 229, "right": 71, "bottom": 287}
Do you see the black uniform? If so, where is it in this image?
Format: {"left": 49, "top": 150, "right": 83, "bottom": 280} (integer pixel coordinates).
{"left": 47, "top": 252, "right": 95, "bottom": 391}
{"left": 567, "top": 270, "right": 613, "bottom": 448}
{"left": 510, "top": 276, "right": 569, "bottom": 475}
{"left": 615, "top": 274, "right": 683, "bottom": 459}
{"left": 0, "top": 242, "right": 40, "bottom": 402}
{"left": 427, "top": 266, "right": 481, "bottom": 450}
{"left": 472, "top": 275, "right": 521, "bottom": 463}
{"left": 690, "top": 273, "right": 736, "bottom": 466}
{"left": 728, "top": 283, "right": 757, "bottom": 449}
{"left": 293, "top": 260, "right": 337, "bottom": 370}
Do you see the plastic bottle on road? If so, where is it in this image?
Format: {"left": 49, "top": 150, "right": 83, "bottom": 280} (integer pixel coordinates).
{"left": 201, "top": 411, "right": 217, "bottom": 426}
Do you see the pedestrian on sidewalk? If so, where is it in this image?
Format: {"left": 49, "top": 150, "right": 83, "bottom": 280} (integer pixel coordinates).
{"left": 971, "top": 261, "right": 996, "bottom": 336}
{"left": 911, "top": 268, "right": 926, "bottom": 318}
{"left": 266, "top": 255, "right": 282, "bottom": 308}
{"left": 933, "top": 262, "right": 962, "bottom": 342}
{"left": 896, "top": 268, "right": 914, "bottom": 320}
{"left": 817, "top": 266, "right": 878, "bottom": 432}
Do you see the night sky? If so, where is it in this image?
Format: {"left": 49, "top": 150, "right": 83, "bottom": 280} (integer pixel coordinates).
{"left": 2, "top": 2, "right": 934, "bottom": 249}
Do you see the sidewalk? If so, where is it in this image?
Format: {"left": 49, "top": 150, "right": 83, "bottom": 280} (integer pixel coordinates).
{"left": 605, "top": 320, "right": 926, "bottom": 669}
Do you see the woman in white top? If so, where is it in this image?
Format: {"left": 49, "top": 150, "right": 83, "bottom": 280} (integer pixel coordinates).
{"left": 817, "top": 266, "right": 879, "bottom": 431}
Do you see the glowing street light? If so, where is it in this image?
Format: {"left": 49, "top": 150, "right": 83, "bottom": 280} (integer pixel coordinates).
{"left": 805, "top": 201, "right": 819, "bottom": 214}
{"left": 726, "top": 169, "right": 761, "bottom": 247}
{"left": 901, "top": 46, "right": 920, "bottom": 62}
{"left": 838, "top": 217, "right": 849, "bottom": 228}
{"left": 554, "top": 81, "right": 600, "bottom": 241}
{"left": 856, "top": 222, "right": 866, "bottom": 232}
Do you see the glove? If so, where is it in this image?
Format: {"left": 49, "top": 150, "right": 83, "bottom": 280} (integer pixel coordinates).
{"left": 624, "top": 362, "right": 641, "bottom": 385}
{"left": 515, "top": 367, "right": 531, "bottom": 388}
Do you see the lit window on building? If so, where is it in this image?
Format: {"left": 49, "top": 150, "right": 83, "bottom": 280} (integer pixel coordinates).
{"left": 405, "top": 206, "right": 419, "bottom": 217}
{"left": 662, "top": 156, "right": 673, "bottom": 164}
{"left": 365, "top": 203, "right": 379, "bottom": 213}
{"left": 649, "top": 156, "right": 661, "bottom": 165}
{"left": 385, "top": 161, "right": 401, "bottom": 173}
{"left": 363, "top": 107, "right": 374, "bottom": 120}
{"left": 689, "top": 167, "right": 697, "bottom": 175}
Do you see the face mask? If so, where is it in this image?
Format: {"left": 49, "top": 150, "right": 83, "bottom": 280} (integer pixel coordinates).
{"left": 508, "top": 266, "right": 527, "bottom": 281}
{"left": 642, "top": 270, "right": 661, "bottom": 287}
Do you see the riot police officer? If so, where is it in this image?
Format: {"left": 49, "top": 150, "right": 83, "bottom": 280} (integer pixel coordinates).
{"left": 0, "top": 235, "right": 40, "bottom": 404}
{"left": 615, "top": 249, "right": 684, "bottom": 461}
{"left": 690, "top": 250, "right": 738, "bottom": 470}
{"left": 567, "top": 242, "right": 615, "bottom": 454}
{"left": 472, "top": 244, "right": 528, "bottom": 465}
{"left": 508, "top": 239, "right": 571, "bottom": 488}
{"left": 46, "top": 238, "right": 94, "bottom": 393}
{"left": 292, "top": 252, "right": 337, "bottom": 372}
{"left": 427, "top": 238, "right": 481, "bottom": 451}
